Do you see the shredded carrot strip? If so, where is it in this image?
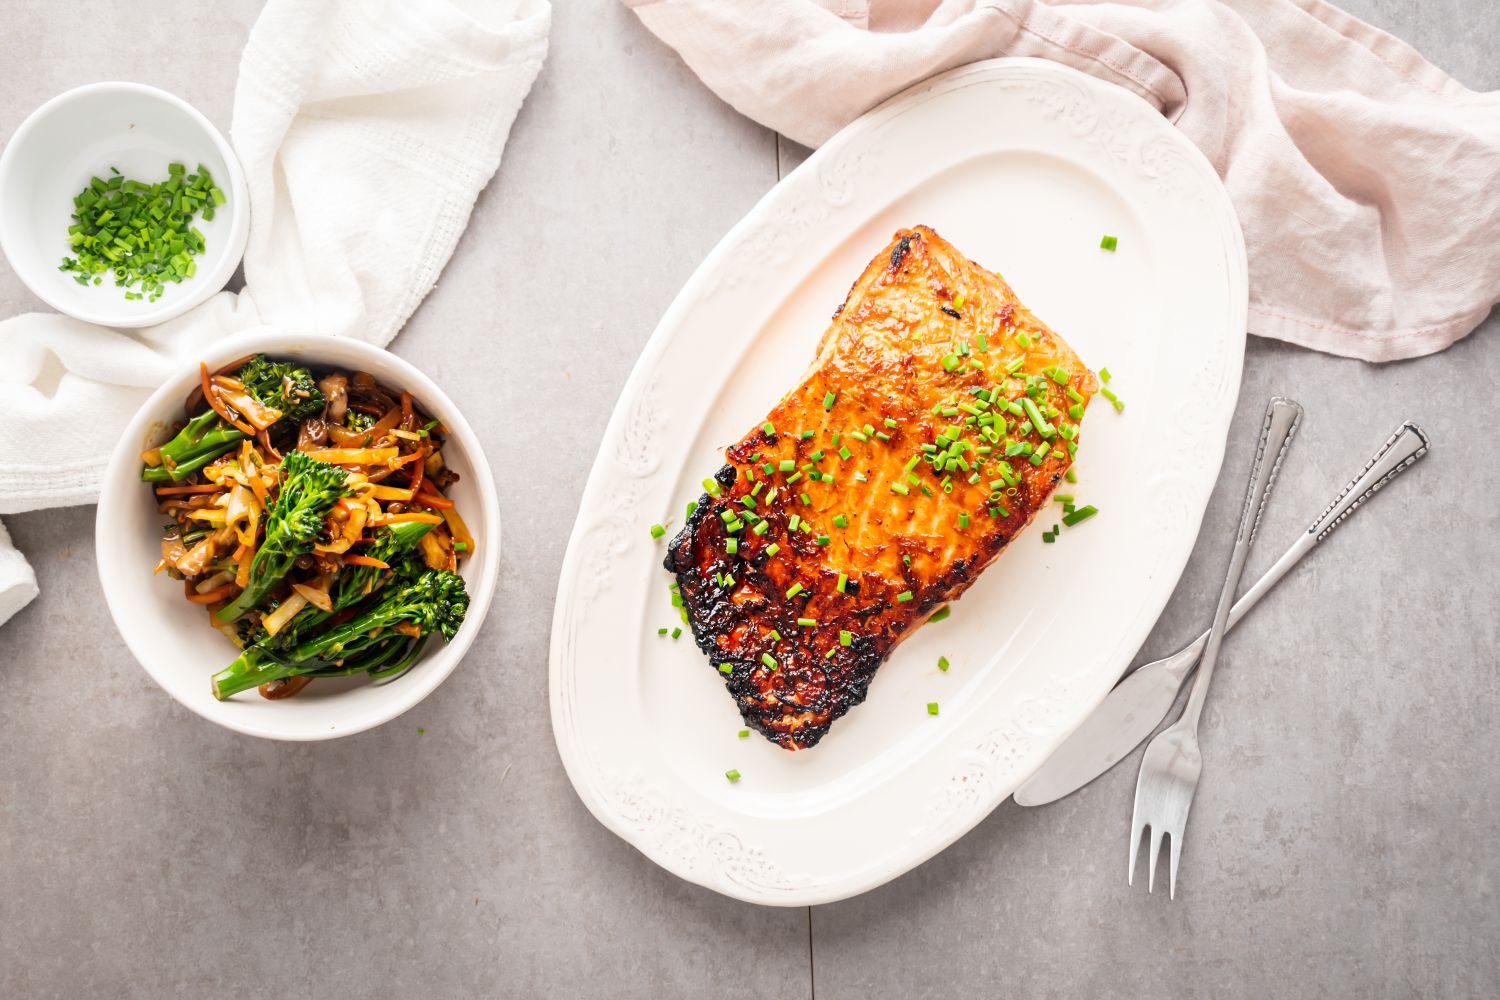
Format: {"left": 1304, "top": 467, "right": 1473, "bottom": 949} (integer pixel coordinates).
{"left": 387, "top": 450, "right": 425, "bottom": 470}
{"left": 246, "top": 448, "right": 269, "bottom": 505}
{"left": 186, "top": 583, "right": 237, "bottom": 604}
{"left": 234, "top": 544, "right": 253, "bottom": 589}
{"left": 369, "top": 512, "right": 443, "bottom": 526}
{"left": 408, "top": 446, "right": 428, "bottom": 493}
{"left": 201, "top": 363, "right": 257, "bottom": 436}
{"left": 413, "top": 490, "right": 453, "bottom": 510}
{"left": 153, "top": 483, "right": 222, "bottom": 496}
{"left": 400, "top": 390, "right": 413, "bottom": 428}
{"left": 343, "top": 554, "right": 390, "bottom": 569}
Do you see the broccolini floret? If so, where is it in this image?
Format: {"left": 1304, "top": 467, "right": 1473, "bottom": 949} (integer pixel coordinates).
{"left": 213, "top": 450, "right": 350, "bottom": 624}
{"left": 142, "top": 354, "right": 326, "bottom": 482}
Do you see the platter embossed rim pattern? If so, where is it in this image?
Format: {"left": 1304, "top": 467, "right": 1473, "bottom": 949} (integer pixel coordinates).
{"left": 549, "top": 58, "right": 1247, "bottom": 905}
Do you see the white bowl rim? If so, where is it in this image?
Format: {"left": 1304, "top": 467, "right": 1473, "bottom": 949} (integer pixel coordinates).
{"left": 94, "top": 331, "right": 501, "bottom": 740}
{"left": 0, "top": 80, "right": 251, "bottom": 329}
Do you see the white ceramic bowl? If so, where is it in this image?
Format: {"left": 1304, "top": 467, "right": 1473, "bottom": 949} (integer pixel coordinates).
{"left": 96, "top": 332, "right": 500, "bottom": 740}
{"left": 0, "top": 82, "right": 249, "bottom": 328}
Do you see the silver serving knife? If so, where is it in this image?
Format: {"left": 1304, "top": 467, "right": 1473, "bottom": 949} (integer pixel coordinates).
{"left": 1013, "top": 420, "right": 1430, "bottom": 808}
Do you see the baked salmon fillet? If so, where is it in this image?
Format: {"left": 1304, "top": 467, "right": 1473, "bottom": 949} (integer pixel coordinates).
{"left": 665, "top": 226, "right": 1097, "bottom": 750}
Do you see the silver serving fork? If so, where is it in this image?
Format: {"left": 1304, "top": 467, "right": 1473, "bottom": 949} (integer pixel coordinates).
{"left": 1129, "top": 397, "right": 1302, "bottom": 897}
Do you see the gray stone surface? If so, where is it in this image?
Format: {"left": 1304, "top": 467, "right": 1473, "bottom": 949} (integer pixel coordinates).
{"left": 1, "top": 2, "right": 1495, "bottom": 998}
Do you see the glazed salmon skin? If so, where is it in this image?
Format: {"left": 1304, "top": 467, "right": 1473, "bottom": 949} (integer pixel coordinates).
{"left": 665, "top": 226, "right": 1097, "bottom": 750}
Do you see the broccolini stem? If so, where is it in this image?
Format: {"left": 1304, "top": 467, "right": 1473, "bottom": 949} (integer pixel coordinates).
{"left": 211, "top": 648, "right": 299, "bottom": 700}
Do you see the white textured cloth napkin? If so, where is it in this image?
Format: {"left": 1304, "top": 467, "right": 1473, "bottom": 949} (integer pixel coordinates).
{"left": 0, "top": 519, "right": 38, "bottom": 630}
{"left": 0, "top": 0, "right": 550, "bottom": 628}
{"left": 625, "top": 0, "right": 1500, "bottom": 362}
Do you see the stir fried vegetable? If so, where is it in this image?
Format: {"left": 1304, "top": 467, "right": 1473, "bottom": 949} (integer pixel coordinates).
{"left": 143, "top": 354, "right": 326, "bottom": 482}
{"left": 144, "top": 358, "right": 472, "bottom": 700}
{"left": 213, "top": 449, "right": 351, "bottom": 624}
{"left": 210, "top": 569, "right": 469, "bottom": 700}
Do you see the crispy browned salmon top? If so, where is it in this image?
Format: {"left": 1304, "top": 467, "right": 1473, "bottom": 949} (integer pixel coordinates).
{"left": 665, "top": 226, "right": 1097, "bottom": 750}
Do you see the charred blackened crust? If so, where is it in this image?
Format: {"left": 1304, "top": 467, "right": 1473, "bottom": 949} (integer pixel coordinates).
{"left": 664, "top": 467, "right": 881, "bottom": 750}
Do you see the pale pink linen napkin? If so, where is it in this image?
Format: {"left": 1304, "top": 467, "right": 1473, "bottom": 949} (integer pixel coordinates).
{"left": 623, "top": 0, "right": 1500, "bottom": 362}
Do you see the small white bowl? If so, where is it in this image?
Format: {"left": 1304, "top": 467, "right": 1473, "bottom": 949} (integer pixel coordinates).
{"left": 0, "top": 82, "right": 249, "bottom": 328}
{"left": 95, "top": 332, "right": 500, "bottom": 740}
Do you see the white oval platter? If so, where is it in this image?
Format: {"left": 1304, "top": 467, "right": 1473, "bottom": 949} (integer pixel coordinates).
{"left": 549, "top": 58, "right": 1246, "bottom": 905}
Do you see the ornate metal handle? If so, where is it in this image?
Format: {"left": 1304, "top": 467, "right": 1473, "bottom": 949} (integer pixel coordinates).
{"left": 1240, "top": 397, "right": 1303, "bottom": 548}
{"left": 1181, "top": 397, "right": 1302, "bottom": 729}
{"left": 1157, "top": 418, "right": 1430, "bottom": 683}
{"left": 1309, "top": 422, "right": 1429, "bottom": 541}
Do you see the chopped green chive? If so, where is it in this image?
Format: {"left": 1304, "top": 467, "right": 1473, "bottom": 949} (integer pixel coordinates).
{"left": 958, "top": 512, "right": 970, "bottom": 529}
{"left": 657, "top": 627, "right": 668, "bottom": 636}
{"left": 719, "top": 663, "right": 733, "bottom": 674}
{"left": 896, "top": 591, "right": 914, "bottom": 603}
{"left": 671, "top": 627, "right": 682, "bottom": 639}
{"left": 726, "top": 538, "right": 739, "bottom": 555}
{"left": 823, "top": 391, "right": 837, "bottom": 410}
{"left": 761, "top": 652, "right": 778, "bottom": 670}
{"left": 797, "top": 617, "right": 817, "bottom": 627}
{"left": 883, "top": 417, "right": 898, "bottom": 429}
{"left": 927, "top": 702, "right": 940, "bottom": 716}
{"left": 58, "top": 163, "right": 222, "bottom": 302}
{"left": 832, "top": 514, "right": 848, "bottom": 528}
{"left": 839, "top": 630, "right": 852, "bottom": 646}
{"left": 762, "top": 421, "right": 776, "bottom": 436}
{"left": 1100, "top": 367, "right": 1113, "bottom": 383}
{"left": 1062, "top": 504, "right": 1098, "bottom": 526}
{"left": 1099, "top": 234, "right": 1118, "bottom": 251}
{"left": 938, "top": 656, "right": 950, "bottom": 672}
{"left": 649, "top": 523, "right": 666, "bottom": 539}
{"left": 765, "top": 543, "right": 781, "bottom": 557}
{"left": 928, "top": 605, "right": 951, "bottom": 624}
{"left": 836, "top": 573, "right": 848, "bottom": 593}
{"left": 1021, "top": 397, "right": 1054, "bottom": 437}
{"left": 786, "top": 583, "right": 805, "bottom": 599}
{"left": 1065, "top": 468, "right": 1078, "bottom": 484}
{"left": 891, "top": 483, "right": 910, "bottom": 496}
{"left": 725, "top": 769, "right": 741, "bottom": 783}
{"left": 738, "top": 729, "right": 750, "bottom": 739}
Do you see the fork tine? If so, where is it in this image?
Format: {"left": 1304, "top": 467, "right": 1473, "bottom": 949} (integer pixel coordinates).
{"left": 1168, "top": 827, "right": 1183, "bottom": 899}
{"left": 1127, "top": 811, "right": 1145, "bottom": 886}
{"left": 1147, "top": 825, "right": 1164, "bottom": 893}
